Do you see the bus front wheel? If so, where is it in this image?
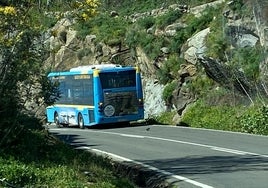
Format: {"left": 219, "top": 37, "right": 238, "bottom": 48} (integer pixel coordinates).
{"left": 54, "top": 112, "right": 60, "bottom": 128}
{"left": 78, "top": 113, "right": 84, "bottom": 129}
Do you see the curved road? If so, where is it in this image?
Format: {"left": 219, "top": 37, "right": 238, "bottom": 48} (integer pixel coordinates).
{"left": 49, "top": 124, "right": 268, "bottom": 188}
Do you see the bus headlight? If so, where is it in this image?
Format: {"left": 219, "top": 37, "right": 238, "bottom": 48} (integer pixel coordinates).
{"left": 104, "top": 105, "right": 115, "bottom": 117}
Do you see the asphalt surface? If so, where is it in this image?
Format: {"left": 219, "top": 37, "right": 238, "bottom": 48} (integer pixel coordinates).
{"left": 48, "top": 124, "right": 268, "bottom": 188}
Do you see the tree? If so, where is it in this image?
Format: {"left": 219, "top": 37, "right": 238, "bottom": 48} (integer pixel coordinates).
{"left": 0, "top": 4, "right": 46, "bottom": 147}
{"left": 0, "top": 0, "right": 100, "bottom": 147}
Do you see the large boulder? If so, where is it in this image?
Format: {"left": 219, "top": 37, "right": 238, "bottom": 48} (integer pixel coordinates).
{"left": 183, "top": 28, "right": 210, "bottom": 64}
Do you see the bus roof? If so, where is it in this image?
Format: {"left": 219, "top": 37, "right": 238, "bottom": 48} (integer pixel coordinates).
{"left": 48, "top": 64, "right": 137, "bottom": 77}
{"left": 69, "top": 64, "right": 122, "bottom": 72}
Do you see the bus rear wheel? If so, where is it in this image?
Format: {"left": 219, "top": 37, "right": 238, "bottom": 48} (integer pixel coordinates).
{"left": 78, "top": 113, "right": 84, "bottom": 129}
{"left": 54, "top": 112, "right": 60, "bottom": 128}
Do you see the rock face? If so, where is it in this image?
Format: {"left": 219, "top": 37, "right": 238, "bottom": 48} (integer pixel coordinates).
{"left": 143, "top": 79, "right": 166, "bottom": 118}
{"left": 173, "top": 64, "right": 197, "bottom": 115}
{"left": 206, "top": 0, "right": 268, "bottom": 94}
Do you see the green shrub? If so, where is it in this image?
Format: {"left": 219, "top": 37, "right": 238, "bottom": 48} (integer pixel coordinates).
{"left": 157, "top": 67, "right": 173, "bottom": 84}
{"left": 155, "top": 111, "right": 177, "bottom": 125}
{"left": 170, "top": 29, "right": 191, "bottom": 53}
{"left": 157, "top": 55, "right": 183, "bottom": 84}
{"left": 188, "top": 6, "right": 218, "bottom": 32}
{"left": 231, "top": 46, "right": 262, "bottom": 81}
{"left": 75, "top": 13, "right": 129, "bottom": 44}
{"left": 125, "top": 28, "right": 140, "bottom": 49}
{"left": 77, "top": 48, "right": 92, "bottom": 60}
{"left": 137, "top": 16, "right": 156, "bottom": 29}
{"left": 111, "top": 54, "right": 123, "bottom": 64}
{"left": 187, "top": 74, "right": 215, "bottom": 97}
{"left": 228, "top": 0, "right": 244, "bottom": 11}
{"left": 181, "top": 100, "right": 241, "bottom": 131}
{"left": 155, "top": 9, "right": 183, "bottom": 29}
{"left": 205, "top": 6, "right": 230, "bottom": 60}
{"left": 162, "top": 81, "right": 177, "bottom": 102}
{"left": 140, "top": 34, "right": 164, "bottom": 59}
{"left": 239, "top": 105, "right": 268, "bottom": 135}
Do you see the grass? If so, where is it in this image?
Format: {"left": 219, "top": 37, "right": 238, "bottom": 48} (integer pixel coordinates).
{"left": 179, "top": 99, "right": 268, "bottom": 135}
{"left": 155, "top": 111, "right": 178, "bottom": 125}
{"left": 0, "top": 128, "right": 135, "bottom": 188}
{"left": 180, "top": 100, "right": 242, "bottom": 131}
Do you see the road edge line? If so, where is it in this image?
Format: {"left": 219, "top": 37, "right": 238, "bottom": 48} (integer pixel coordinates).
{"left": 76, "top": 146, "right": 214, "bottom": 188}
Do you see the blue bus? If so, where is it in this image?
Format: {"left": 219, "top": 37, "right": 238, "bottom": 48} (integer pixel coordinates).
{"left": 46, "top": 64, "right": 144, "bottom": 128}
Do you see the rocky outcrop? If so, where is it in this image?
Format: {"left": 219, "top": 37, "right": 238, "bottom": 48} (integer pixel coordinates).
{"left": 45, "top": 18, "right": 136, "bottom": 71}
{"left": 173, "top": 64, "right": 197, "bottom": 115}
{"left": 183, "top": 28, "right": 210, "bottom": 64}
{"left": 143, "top": 79, "right": 166, "bottom": 118}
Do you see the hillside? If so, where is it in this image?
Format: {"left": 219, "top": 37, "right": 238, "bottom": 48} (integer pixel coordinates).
{"left": 43, "top": 0, "right": 268, "bottom": 134}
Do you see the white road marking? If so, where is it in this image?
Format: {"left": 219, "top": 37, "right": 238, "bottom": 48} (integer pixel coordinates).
{"left": 76, "top": 146, "right": 214, "bottom": 188}
{"left": 120, "top": 134, "right": 145, "bottom": 138}
{"left": 211, "top": 147, "right": 248, "bottom": 155}
{"left": 51, "top": 128, "right": 268, "bottom": 158}
{"left": 144, "top": 135, "right": 268, "bottom": 158}
{"left": 153, "top": 124, "right": 268, "bottom": 138}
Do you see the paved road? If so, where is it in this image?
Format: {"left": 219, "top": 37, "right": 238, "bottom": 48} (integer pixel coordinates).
{"left": 49, "top": 124, "right": 268, "bottom": 188}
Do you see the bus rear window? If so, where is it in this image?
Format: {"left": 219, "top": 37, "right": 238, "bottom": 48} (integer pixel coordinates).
{"left": 99, "top": 70, "right": 136, "bottom": 89}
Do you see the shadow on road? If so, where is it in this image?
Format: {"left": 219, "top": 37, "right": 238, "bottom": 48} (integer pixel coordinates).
{"left": 51, "top": 132, "right": 100, "bottom": 148}
{"left": 140, "top": 154, "right": 268, "bottom": 175}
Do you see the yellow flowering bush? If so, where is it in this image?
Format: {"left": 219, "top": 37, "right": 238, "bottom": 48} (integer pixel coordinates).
{"left": 75, "top": 0, "right": 100, "bottom": 21}
{"left": 0, "top": 6, "right": 16, "bottom": 15}
{"left": 0, "top": 6, "right": 17, "bottom": 46}
{"left": 85, "top": 0, "right": 99, "bottom": 8}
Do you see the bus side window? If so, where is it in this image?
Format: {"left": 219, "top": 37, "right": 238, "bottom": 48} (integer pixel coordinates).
{"left": 57, "top": 81, "right": 67, "bottom": 103}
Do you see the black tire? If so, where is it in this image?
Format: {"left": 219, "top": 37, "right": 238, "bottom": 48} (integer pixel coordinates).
{"left": 54, "top": 112, "right": 60, "bottom": 128}
{"left": 117, "top": 121, "right": 130, "bottom": 127}
{"left": 78, "top": 113, "right": 84, "bottom": 129}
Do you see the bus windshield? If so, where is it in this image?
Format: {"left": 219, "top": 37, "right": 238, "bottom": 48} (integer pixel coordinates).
{"left": 99, "top": 70, "right": 136, "bottom": 89}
